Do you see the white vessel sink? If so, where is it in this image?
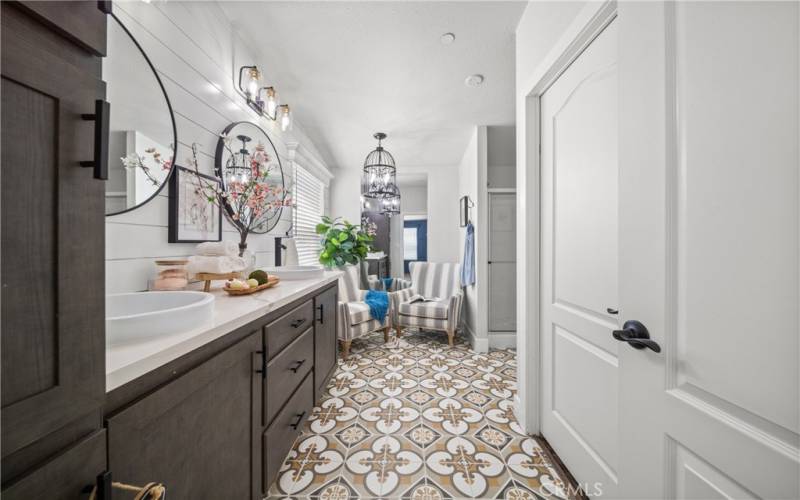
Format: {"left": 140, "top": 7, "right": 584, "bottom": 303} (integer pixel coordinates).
{"left": 263, "top": 265, "right": 325, "bottom": 280}
{"left": 107, "top": 291, "right": 215, "bottom": 346}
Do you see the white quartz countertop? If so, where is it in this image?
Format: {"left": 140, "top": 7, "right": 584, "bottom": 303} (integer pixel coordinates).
{"left": 106, "top": 271, "right": 341, "bottom": 392}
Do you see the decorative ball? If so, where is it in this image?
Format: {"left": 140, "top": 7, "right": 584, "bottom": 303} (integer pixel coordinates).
{"left": 248, "top": 269, "right": 269, "bottom": 285}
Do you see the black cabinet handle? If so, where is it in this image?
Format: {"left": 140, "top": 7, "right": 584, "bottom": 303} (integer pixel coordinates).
{"left": 81, "top": 99, "right": 110, "bottom": 180}
{"left": 84, "top": 471, "right": 112, "bottom": 500}
{"left": 290, "top": 411, "right": 306, "bottom": 430}
{"left": 612, "top": 320, "right": 661, "bottom": 353}
{"left": 255, "top": 350, "right": 266, "bottom": 379}
{"left": 607, "top": 308, "right": 619, "bottom": 315}
{"left": 290, "top": 318, "right": 307, "bottom": 329}
{"left": 317, "top": 304, "right": 324, "bottom": 324}
{"left": 290, "top": 359, "right": 306, "bottom": 373}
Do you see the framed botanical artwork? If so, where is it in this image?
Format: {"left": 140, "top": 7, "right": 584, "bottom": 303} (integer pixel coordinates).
{"left": 168, "top": 166, "right": 222, "bottom": 243}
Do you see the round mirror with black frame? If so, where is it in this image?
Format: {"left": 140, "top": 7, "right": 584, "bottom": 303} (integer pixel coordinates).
{"left": 103, "top": 10, "right": 177, "bottom": 216}
{"left": 214, "top": 121, "right": 287, "bottom": 239}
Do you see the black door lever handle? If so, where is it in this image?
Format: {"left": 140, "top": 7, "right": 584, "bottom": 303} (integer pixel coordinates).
{"left": 606, "top": 307, "right": 618, "bottom": 315}
{"left": 612, "top": 320, "right": 661, "bottom": 353}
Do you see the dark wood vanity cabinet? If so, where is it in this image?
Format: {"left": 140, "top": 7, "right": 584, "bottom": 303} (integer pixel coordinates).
{"left": 103, "top": 283, "right": 338, "bottom": 500}
{"left": 107, "top": 333, "right": 262, "bottom": 500}
{"left": 1, "top": 2, "right": 108, "bottom": 498}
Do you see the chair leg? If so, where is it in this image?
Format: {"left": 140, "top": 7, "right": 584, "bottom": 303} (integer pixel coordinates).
{"left": 395, "top": 326, "right": 403, "bottom": 338}
{"left": 446, "top": 329, "right": 454, "bottom": 347}
{"left": 341, "top": 340, "right": 351, "bottom": 360}
{"left": 383, "top": 327, "right": 390, "bottom": 343}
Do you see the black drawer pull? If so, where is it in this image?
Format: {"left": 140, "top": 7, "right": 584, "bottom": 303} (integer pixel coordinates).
{"left": 290, "top": 411, "right": 306, "bottom": 430}
{"left": 290, "top": 318, "right": 307, "bottom": 329}
{"left": 81, "top": 99, "right": 110, "bottom": 180}
{"left": 255, "top": 350, "right": 266, "bottom": 379}
{"left": 290, "top": 359, "right": 306, "bottom": 373}
{"left": 317, "top": 304, "right": 324, "bottom": 324}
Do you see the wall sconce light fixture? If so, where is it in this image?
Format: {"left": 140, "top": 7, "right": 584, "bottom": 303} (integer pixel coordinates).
{"left": 278, "top": 105, "right": 292, "bottom": 132}
{"left": 238, "top": 65, "right": 292, "bottom": 131}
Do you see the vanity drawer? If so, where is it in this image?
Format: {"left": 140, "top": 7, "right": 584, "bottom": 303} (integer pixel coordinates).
{"left": 265, "top": 327, "right": 314, "bottom": 426}
{"left": 265, "top": 300, "right": 313, "bottom": 359}
{"left": 263, "top": 373, "right": 313, "bottom": 493}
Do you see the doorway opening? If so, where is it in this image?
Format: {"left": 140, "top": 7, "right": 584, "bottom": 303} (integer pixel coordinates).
{"left": 403, "top": 217, "right": 427, "bottom": 275}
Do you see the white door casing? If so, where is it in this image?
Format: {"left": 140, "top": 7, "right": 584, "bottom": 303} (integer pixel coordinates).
{"left": 540, "top": 17, "right": 620, "bottom": 498}
{"left": 617, "top": 2, "right": 799, "bottom": 499}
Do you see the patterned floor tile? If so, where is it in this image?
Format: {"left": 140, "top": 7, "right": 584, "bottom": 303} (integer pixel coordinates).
{"left": 425, "top": 435, "right": 508, "bottom": 498}
{"left": 271, "top": 435, "right": 347, "bottom": 496}
{"left": 360, "top": 397, "right": 422, "bottom": 435}
{"left": 270, "top": 329, "right": 572, "bottom": 500}
{"left": 399, "top": 477, "right": 453, "bottom": 500}
{"left": 503, "top": 437, "right": 568, "bottom": 499}
{"left": 307, "top": 396, "right": 361, "bottom": 435}
{"left": 342, "top": 434, "right": 425, "bottom": 497}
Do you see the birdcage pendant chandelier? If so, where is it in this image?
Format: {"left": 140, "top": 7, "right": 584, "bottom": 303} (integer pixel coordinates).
{"left": 361, "top": 132, "right": 399, "bottom": 199}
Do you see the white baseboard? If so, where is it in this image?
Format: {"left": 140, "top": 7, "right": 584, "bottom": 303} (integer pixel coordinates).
{"left": 513, "top": 395, "right": 530, "bottom": 434}
{"left": 461, "top": 323, "right": 489, "bottom": 353}
{"left": 489, "top": 332, "right": 517, "bottom": 349}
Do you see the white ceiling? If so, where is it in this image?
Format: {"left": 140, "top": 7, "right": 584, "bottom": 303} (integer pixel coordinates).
{"left": 219, "top": 1, "right": 526, "bottom": 170}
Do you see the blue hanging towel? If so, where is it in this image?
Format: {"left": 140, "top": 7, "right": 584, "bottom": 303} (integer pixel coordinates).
{"left": 364, "top": 290, "right": 389, "bottom": 325}
{"left": 461, "top": 222, "right": 476, "bottom": 286}
{"left": 381, "top": 277, "right": 394, "bottom": 291}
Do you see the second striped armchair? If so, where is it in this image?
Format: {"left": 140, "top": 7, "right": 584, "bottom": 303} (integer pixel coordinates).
{"left": 389, "top": 262, "right": 463, "bottom": 346}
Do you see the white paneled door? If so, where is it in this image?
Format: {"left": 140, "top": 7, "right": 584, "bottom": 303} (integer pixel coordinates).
{"left": 617, "top": 2, "right": 799, "bottom": 498}
{"left": 540, "top": 18, "right": 620, "bottom": 498}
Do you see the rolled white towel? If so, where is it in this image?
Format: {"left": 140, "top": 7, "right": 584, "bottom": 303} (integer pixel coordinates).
{"left": 195, "top": 241, "right": 239, "bottom": 257}
{"left": 187, "top": 255, "right": 247, "bottom": 275}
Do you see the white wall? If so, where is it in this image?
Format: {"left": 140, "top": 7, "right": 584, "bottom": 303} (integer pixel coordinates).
{"left": 105, "top": 2, "right": 328, "bottom": 293}
{"left": 400, "top": 185, "right": 427, "bottom": 214}
{"left": 515, "top": 0, "right": 592, "bottom": 433}
{"left": 329, "top": 166, "right": 362, "bottom": 225}
{"left": 457, "top": 128, "right": 484, "bottom": 349}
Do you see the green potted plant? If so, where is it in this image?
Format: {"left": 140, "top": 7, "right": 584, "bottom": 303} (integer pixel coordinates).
{"left": 315, "top": 216, "right": 374, "bottom": 267}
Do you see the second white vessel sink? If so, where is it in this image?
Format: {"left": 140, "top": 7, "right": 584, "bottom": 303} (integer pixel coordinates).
{"left": 107, "top": 291, "right": 214, "bottom": 346}
{"left": 263, "top": 265, "right": 325, "bottom": 280}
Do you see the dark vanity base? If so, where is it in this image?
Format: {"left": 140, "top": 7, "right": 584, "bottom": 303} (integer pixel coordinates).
{"left": 105, "top": 281, "right": 338, "bottom": 499}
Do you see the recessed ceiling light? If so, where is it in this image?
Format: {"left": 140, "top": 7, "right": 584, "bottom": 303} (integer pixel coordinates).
{"left": 440, "top": 32, "right": 455, "bottom": 45}
{"left": 464, "top": 74, "right": 485, "bottom": 87}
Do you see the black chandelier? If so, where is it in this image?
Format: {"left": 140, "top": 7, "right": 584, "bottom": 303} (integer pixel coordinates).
{"left": 361, "top": 132, "right": 399, "bottom": 200}
{"left": 380, "top": 183, "right": 401, "bottom": 216}
{"left": 225, "top": 134, "right": 254, "bottom": 185}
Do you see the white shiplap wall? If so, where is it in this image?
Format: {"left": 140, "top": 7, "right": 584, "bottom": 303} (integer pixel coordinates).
{"left": 106, "top": 2, "right": 329, "bottom": 294}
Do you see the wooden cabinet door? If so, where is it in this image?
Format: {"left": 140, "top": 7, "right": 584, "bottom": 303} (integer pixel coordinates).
{"left": 0, "top": 0, "right": 107, "bottom": 491}
{"left": 314, "top": 286, "right": 338, "bottom": 399}
{"left": 106, "top": 333, "right": 262, "bottom": 500}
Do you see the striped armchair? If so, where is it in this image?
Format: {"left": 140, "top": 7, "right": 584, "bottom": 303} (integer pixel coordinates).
{"left": 337, "top": 264, "right": 392, "bottom": 359}
{"left": 390, "top": 262, "right": 463, "bottom": 346}
{"left": 366, "top": 276, "right": 413, "bottom": 292}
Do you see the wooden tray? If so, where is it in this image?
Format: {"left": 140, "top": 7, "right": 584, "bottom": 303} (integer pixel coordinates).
{"left": 195, "top": 272, "right": 243, "bottom": 292}
{"left": 223, "top": 276, "right": 280, "bottom": 295}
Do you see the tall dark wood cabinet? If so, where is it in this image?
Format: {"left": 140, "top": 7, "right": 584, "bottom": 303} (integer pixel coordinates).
{"left": 1, "top": 2, "right": 108, "bottom": 498}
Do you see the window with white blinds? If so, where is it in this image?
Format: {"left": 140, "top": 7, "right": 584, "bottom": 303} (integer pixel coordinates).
{"left": 293, "top": 164, "right": 325, "bottom": 265}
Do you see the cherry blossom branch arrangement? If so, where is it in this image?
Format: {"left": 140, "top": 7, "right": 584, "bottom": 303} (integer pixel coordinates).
{"left": 187, "top": 139, "right": 292, "bottom": 256}
{"left": 121, "top": 146, "right": 173, "bottom": 187}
